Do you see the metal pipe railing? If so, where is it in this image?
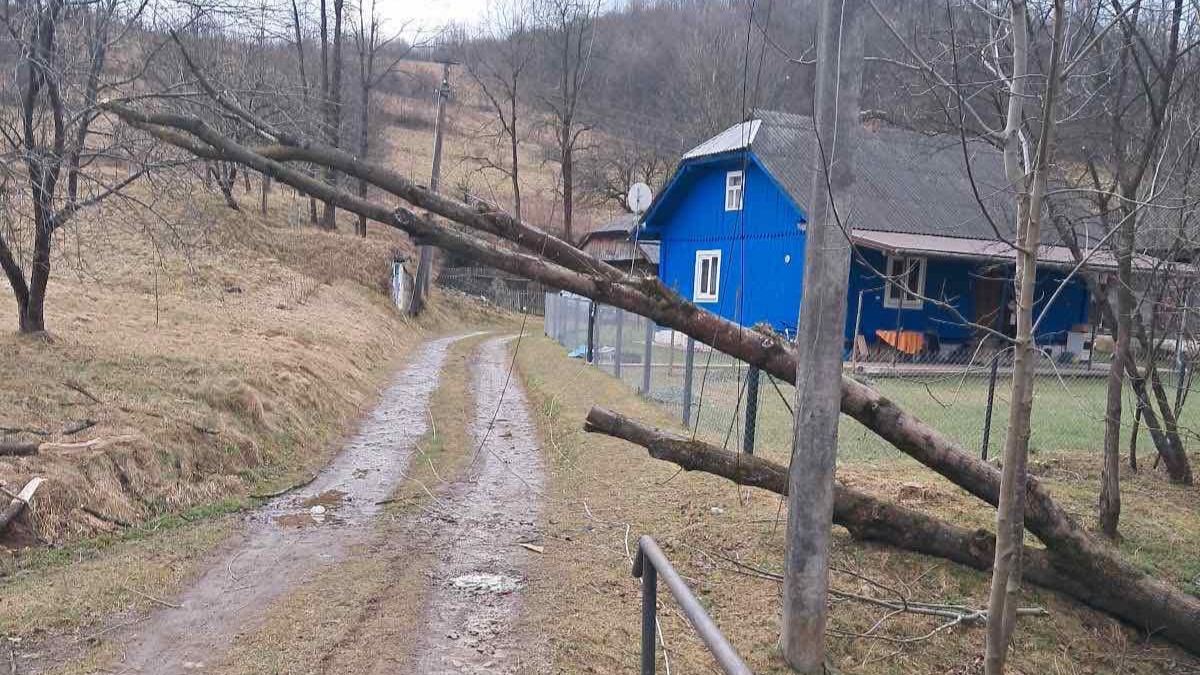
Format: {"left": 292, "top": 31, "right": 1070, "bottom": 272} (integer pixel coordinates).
{"left": 632, "top": 536, "right": 753, "bottom": 675}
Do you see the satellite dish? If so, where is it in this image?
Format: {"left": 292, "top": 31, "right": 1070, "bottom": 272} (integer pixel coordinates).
{"left": 626, "top": 182, "right": 653, "bottom": 214}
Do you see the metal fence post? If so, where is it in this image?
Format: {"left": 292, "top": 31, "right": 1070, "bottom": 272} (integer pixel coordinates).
{"left": 682, "top": 336, "right": 695, "bottom": 428}
{"left": 744, "top": 365, "right": 760, "bottom": 455}
{"left": 642, "top": 317, "right": 654, "bottom": 395}
{"left": 667, "top": 330, "right": 676, "bottom": 376}
{"left": 641, "top": 559, "right": 658, "bottom": 675}
{"left": 981, "top": 278, "right": 1011, "bottom": 459}
{"left": 545, "top": 293, "right": 553, "bottom": 337}
{"left": 587, "top": 301, "right": 597, "bottom": 363}
{"left": 615, "top": 309, "right": 624, "bottom": 378}
{"left": 554, "top": 295, "right": 561, "bottom": 341}
{"left": 573, "top": 298, "right": 582, "bottom": 348}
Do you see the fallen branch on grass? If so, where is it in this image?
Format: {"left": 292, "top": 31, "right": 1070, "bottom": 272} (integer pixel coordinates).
{"left": 250, "top": 473, "right": 319, "bottom": 500}
{"left": 80, "top": 505, "right": 133, "bottom": 529}
{"left": 0, "top": 426, "right": 48, "bottom": 437}
{"left": 38, "top": 436, "right": 142, "bottom": 454}
{"left": 63, "top": 381, "right": 104, "bottom": 405}
{"left": 120, "top": 584, "right": 182, "bottom": 609}
{"left": 583, "top": 406, "right": 1200, "bottom": 654}
{"left": 0, "top": 442, "right": 41, "bottom": 457}
{"left": 62, "top": 419, "right": 97, "bottom": 436}
{"left": 2, "top": 435, "right": 143, "bottom": 459}
{"left": 0, "top": 477, "right": 45, "bottom": 535}
{"left": 717, "top": 552, "right": 1046, "bottom": 639}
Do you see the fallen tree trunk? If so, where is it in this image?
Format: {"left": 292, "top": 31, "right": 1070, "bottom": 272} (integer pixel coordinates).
{"left": 0, "top": 477, "right": 45, "bottom": 535}
{"left": 0, "top": 441, "right": 40, "bottom": 457}
{"left": 584, "top": 407, "right": 1200, "bottom": 654}
{"left": 0, "top": 436, "right": 140, "bottom": 458}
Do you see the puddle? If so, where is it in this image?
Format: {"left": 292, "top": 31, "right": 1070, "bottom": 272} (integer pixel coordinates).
{"left": 451, "top": 573, "right": 521, "bottom": 595}
{"left": 301, "top": 489, "right": 349, "bottom": 508}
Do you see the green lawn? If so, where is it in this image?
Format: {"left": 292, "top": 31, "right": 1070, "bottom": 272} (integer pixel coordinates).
{"left": 564, "top": 316, "right": 1196, "bottom": 466}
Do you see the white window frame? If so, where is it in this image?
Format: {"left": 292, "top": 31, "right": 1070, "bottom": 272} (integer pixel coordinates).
{"left": 724, "top": 170, "right": 744, "bottom": 211}
{"left": 883, "top": 255, "right": 927, "bottom": 309}
{"left": 694, "top": 249, "right": 721, "bottom": 303}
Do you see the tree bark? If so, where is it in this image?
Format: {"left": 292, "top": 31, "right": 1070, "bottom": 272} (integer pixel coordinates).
{"left": 782, "top": 1, "right": 865, "bottom": 670}
{"left": 584, "top": 406, "right": 1200, "bottom": 655}
{"left": 1129, "top": 399, "right": 1142, "bottom": 471}
{"left": 1101, "top": 236, "right": 1134, "bottom": 540}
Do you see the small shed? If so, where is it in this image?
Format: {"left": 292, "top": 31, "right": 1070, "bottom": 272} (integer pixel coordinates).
{"left": 578, "top": 213, "right": 659, "bottom": 277}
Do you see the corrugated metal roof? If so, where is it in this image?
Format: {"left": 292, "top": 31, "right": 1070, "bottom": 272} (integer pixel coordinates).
{"left": 851, "top": 229, "right": 1165, "bottom": 271}
{"left": 681, "top": 120, "right": 760, "bottom": 160}
{"left": 578, "top": 213, "right": 639, "bottom": 246}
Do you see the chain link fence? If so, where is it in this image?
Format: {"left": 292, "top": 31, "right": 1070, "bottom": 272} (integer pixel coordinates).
{"left": 544, "top": 292, "right": 1196, "bottom": 466}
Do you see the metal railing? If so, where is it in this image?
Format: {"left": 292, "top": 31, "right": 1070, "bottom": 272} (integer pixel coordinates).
{"left": 633, "top": 536, "right": 752, "bottom": 675}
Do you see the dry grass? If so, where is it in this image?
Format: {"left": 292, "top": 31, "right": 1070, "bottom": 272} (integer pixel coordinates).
{"left": 378, "top": 63, "right": 609, "bottom": 236}
{"left": 513, "top": 330, "right": 1200, "bottom": 675}
{"left": 0, "top": 500, "right": 239, "bottom": 643}
{"left": 0, "top": 189, "right": 508, "bottom": 549}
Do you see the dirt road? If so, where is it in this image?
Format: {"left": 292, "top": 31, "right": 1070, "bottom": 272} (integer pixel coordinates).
{"left": 54, "top": 332, "right": 547, "bottom": 674}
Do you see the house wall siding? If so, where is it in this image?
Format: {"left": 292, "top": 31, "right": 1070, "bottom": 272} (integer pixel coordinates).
{"left": 655, "top": 156, "right": 807, "bottom": 333}
{"left": 846, "top": 250, "right": 976, "bottom": 344}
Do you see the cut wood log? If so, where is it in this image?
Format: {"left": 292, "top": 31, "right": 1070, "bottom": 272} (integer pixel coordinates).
{"left": 37, "top": 435, "right": 141, "bottom": 454}
{"left": 584, "top": 407, "right": 1200, "bottom": 655}
{"left": 0, "top": 477, "right": 45, "bottom": 535}
{"left": 0, "top": 442, "right": 40, "bottom": 457}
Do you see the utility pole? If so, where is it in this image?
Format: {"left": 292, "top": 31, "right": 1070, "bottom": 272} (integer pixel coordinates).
{"left": 411, "top": 60, "right": 454, "bottom": 315}
{"left": 782, "top": 0, "right": 866, "bottom": 672}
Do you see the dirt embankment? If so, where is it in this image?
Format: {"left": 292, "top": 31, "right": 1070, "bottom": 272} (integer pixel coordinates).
{"left": 0, "top": 194, "right": 505, "bottom": 550}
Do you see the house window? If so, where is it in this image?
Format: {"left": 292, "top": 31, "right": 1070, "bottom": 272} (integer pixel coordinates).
{"left": 694, "top": 250, "right": 721, "bottom": 303}
{"left": 883, "top": 255, "right": 926, "bottom": 309}
{"left": 725, "top": 171, "right": 744, "bottom": 211}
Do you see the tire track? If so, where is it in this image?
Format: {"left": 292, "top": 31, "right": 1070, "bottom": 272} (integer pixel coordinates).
{"left": 409, "top": 335, "right": 545, "bottom": 675}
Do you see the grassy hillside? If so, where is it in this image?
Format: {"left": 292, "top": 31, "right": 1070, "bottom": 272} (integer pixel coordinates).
{"left": 0, "top": 190, "right": 508, "bottom": 546}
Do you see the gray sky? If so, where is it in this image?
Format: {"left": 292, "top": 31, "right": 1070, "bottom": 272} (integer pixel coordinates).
{"left": 389, "top": 0, "right": 488, "bottom": 34}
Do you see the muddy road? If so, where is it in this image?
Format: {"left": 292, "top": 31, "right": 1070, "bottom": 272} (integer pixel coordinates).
{"left": 47, "top": 332, "right": 548, "bottom": 675}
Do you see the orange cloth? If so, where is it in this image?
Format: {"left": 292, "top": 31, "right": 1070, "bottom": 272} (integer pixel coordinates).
{"left": 876, "top": 329, "right": 925, "bottom": 355}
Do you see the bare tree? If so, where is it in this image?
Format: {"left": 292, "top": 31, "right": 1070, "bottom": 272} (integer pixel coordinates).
{"left": 0, "top": 0, "right": 154, "bottom": 333}
{"left": 536, "top": 0, "right": 599, "bottom": 243}
{"left": 462, "top": 0, "right": 535, "bottom": 222}
{"left": 350, "top": 0, "right": 418, "bottom": 237}
{"left": 289, "top": 0, "right": 320, "bottom": 225}
{"left": 577, "top": 139, "right": 672, "bottom": 213}
{"left": 317, "top": 0, "right": 345, "bottom": 229}
{"left": 981, "top": 3, "right": 1067, "bottom": 671}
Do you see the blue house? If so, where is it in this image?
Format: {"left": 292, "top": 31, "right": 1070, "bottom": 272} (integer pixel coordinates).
{"left": 639, "top": 110, "right": 1099, "bottom": 358}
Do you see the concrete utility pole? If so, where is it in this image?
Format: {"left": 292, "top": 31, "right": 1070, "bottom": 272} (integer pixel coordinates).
{"left": 781, "top": 0, "right": 866, "bottom": 672}
{"left": 411, "top": 60, "right": 453, "bottom": 315}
